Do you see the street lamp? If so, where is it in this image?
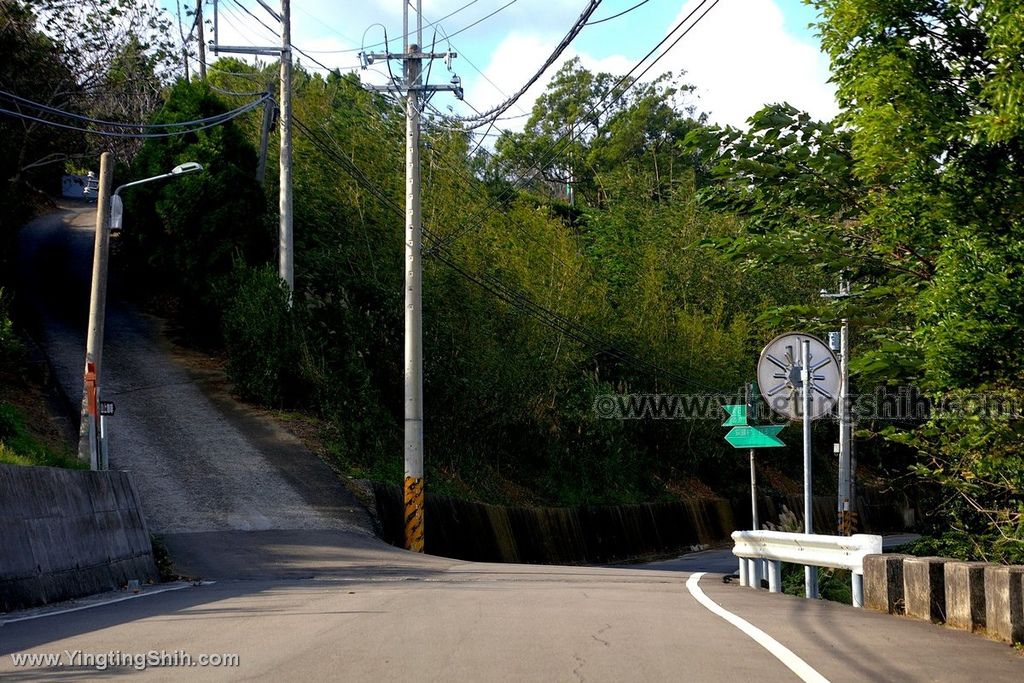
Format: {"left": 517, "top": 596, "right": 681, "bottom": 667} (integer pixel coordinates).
{"left": 110, "top": 162, "right": 204, "bottom": 232}
{"left": 81, "top": 158, "right": 204, "bottom": 470}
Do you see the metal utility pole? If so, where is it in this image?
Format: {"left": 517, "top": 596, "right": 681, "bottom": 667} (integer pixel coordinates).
{"left": 838, "top": 311, "right": 851, "bottom": 532}
{"left": 363, "top": 1, "right": 463, "bottom": 553}
{"left": 745, "top": 382, "right": 759, "bottom": 532}
{"left": 210, "top": 0, "right": 292, "bottom": 292}
{"left": 79, "top": 152, "right": 113, "bottom": 469}
{"left": 822, "top": 277, "right": 853, "bottom": 533}
{"left": 801, "top": 339, "right": 818, "bottom": 599}
{"left": 196, "top": 0, "right": 207, "bottom": 80}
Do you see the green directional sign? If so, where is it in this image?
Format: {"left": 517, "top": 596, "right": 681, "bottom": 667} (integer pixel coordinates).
{"left": 724, "top": 424, "right": 786, "bottom": 449}
{"left": 722, "top": 404, "right": 748, "bottom": 427}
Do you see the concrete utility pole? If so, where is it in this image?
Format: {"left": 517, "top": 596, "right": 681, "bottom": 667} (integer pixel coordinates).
{"left": 278, "top": 0, "right": 293, "bottom": 292}
{"left": 196, "top": 0, "right": 207, "bottom": 81}
{"left": 79, "top": 152, "right": 113, "bottom": 468}
{"left": 209, "top": 0, "right": 292, "bottom": 292}
{"left": 403, "top": 44, "right": 425, "bottom": 553}
{"left": 79, "top": 160, "right": 204, "bottom": 470}
{"left": 363, "top": 1, "right": 463, "bottom": 552}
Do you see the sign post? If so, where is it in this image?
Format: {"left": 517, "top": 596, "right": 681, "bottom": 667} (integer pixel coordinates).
{"left": 722, "top": 385, "right": 785, "bottom": 588}
{"left": 755, "top": 332, "right": 842, "bottom": 600}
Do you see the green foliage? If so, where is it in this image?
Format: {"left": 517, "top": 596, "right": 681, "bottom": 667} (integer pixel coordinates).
{"left": 221, "top": 264, "right": 298, "bottom": 406}
{"left": 781, "top": 563, "right": 853, "bottom": 604}
{"left": 703, "top": 1, "right": 1024, "bottom": 555}
{"left": 0, "top": 402, "right": 84, "bottom": 469}
{"left": 894, "top": 530, "right": 1021, "bottom": 563}
{"left": 0, "top": 288, "right": 20, "bottom": 363}
{"left": 0, "top": 2, "right": 81, "bottom": 242}
{"left": 189, "top": 58, "right": 803, "bottom": 505}
{"left": 122, "top": 79, "right": 270, "bottom": 341}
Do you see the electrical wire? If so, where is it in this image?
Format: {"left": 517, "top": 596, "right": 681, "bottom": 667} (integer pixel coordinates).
{"left": 291, "top": 0, "right": 488, "bottom": 54}
{"left": 231, "top": 0, "right": 279, "bottom": 39}
{"left": 443, "top": 0, "right": 602, "bottom": 126}
{"left": 291, "top": 113, "right": 721, "bottom": 391}
{"left": 585, "top": 0, "right": 653, "bottom": 25}
{"left": 0, "top": 95, "right": 269, "bottom": 139}
{"left": 0, "top": 90, "right": 268, "bottom": 129}
{"left": 434, "top": 0, "right": 721, "bottom": 251}
{"left": 436, "top": 0, "right": 523, "bottom": 43}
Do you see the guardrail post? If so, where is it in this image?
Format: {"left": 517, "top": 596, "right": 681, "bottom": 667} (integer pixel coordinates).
{"left": 739, "top": 557, "right": 749, "bottom": 587}
{"left": 768, "top": 561, "right": 782, "bottom": 593}
{"left": 852, "top": 573, "right": 864, "bottom": 607}
{"left": 750, "top": 558, "right": 762, "bottom": 588}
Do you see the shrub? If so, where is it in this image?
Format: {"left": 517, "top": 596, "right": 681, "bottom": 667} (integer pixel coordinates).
{"left": 221, "top": 264, "right": 299, "bottom": 406}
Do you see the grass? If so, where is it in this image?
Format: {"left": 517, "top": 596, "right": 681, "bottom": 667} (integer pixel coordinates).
{"left": 0, "top": 401, "right": 84, "bottom": 469}
{"left": 781, "top": 562, "right": 854, "bottom": 604}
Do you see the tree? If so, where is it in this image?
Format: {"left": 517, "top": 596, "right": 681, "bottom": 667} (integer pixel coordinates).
{"left": 120, "top": 80, "right": 269, "bottom": 339}
{"left": 0, "top": 2, "right": 79, "bottom": 243}
{"left": 703, "top": 1, "right": 1024, "bottom": 559}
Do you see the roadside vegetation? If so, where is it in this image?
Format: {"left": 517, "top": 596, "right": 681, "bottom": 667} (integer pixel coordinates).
{"left": 0, "top": 290, "right": 81, "bottom": 469}
{"left": 2, "top": 1, "right": 1022, "bottom": 561}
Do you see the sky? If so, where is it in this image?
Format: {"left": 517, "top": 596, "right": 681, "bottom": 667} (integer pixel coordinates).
{"left": 176, "top": 0, "right": 838, "bottom": 130}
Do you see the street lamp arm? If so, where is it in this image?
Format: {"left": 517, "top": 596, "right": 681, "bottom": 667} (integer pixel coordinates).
{"left": 113, "top": 163, "right": 204, "bottom": 197}
{"left": 114, "top": 172, "right": 176, "bottom": 197}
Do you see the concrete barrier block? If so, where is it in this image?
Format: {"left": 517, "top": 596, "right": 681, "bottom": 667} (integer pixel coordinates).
{"left": 904, "top": 556, "right": 947, "bottom": 622}
{"left": 984, "top": 565, "right": 1024, "bottom": 644}
{"left": 945, "top": 561, "right": 987, "bottom": 632}
{"left": 864, "top": 554, "right": 907, "bottom": 614}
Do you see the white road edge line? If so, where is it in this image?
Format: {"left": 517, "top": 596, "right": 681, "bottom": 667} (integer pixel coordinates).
{"left": 686, "top": 572, "right": 830, "bottom": 683}
{"left": 1, "top": 581, "right": 215, "bottom": 626}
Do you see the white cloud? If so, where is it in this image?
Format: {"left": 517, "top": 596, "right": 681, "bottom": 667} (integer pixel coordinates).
{"left": 659, "top": 0, "right": 837, "bottom": 126}
{"left": 200, "top": 0, "right": 836, "bottom": 130}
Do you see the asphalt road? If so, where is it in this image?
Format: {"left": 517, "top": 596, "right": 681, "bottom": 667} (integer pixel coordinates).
{"left": 5, "top": 206, "right": 1023, "bottom": 680}
{"left": 15, "top": 203, "right": 372, "bottom": 575}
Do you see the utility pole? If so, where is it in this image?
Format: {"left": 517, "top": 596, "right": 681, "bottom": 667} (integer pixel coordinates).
{"left": 403, "top": 43, "right": 425, "bottom": 552}
{"left": 363, "top": 1, "right": 463, "bottom": 552}
{"left": 822, "top": 277, "right": 853, "bottom": 534}
{"left": 79, "top": 152, "right": 113, "bottom": 469}
{"left": 210, "top": 0, "right": 292, "bottom": 292}
{"left": 176, "top": 0, "right": 191, "bottom": 83}
{"left": 256, "top": 83, "right": 275, "bottom": 184}
{"left": 196, "top": 0, "right": 207, "bottom": 81}
{"left": 279, "top": 0, "right": 293, "bottom": 292}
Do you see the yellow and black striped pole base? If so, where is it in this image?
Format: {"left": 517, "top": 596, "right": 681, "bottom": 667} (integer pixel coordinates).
{"left": 404, "top": 476, "right": 425, "bottom": 552}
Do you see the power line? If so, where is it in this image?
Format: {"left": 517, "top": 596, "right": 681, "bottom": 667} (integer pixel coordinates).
{"left": 290, "top": 0, "right": 491, "bottom": 54}
{"left": 0, "top": 95, "right": 269, "bottom": 139}
{"left": 292, "top": 113, "right": 721, "bottom": 392}
{"left": 443, "top": 0, "right": 602, "bottom": 126}
{"left": 434, "top": 0, "right": 721, "bottom": 251}
{"left": 231, "top": 0, "right": 279, "bottom": 38}
{"left": 586, "top": 0, "right": 653, "bottom": 25}
{"left": 0, "top": 90, "right": 266, "bottom": 129}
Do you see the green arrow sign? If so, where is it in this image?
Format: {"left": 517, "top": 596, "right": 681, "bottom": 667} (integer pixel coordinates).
{"left": 722, "top": 404, "right": 748, "bottom": 427}
{"left": 724, "top": 425, "right": 786, "bottom": 449}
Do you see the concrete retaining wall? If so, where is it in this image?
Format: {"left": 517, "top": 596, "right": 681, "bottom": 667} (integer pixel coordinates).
{"left": 371, "top": 485, "right": 916, "bottom": 565}
{"left": 864, "top": 553, "right": 1024, "bottom": 644}
{"left": 0, "top": 464, "right": 158, "bottom": 612}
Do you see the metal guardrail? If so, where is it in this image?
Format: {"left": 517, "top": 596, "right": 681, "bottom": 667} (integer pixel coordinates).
{"left": 731, "top": 530, "right": 883, "bottom": 607}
